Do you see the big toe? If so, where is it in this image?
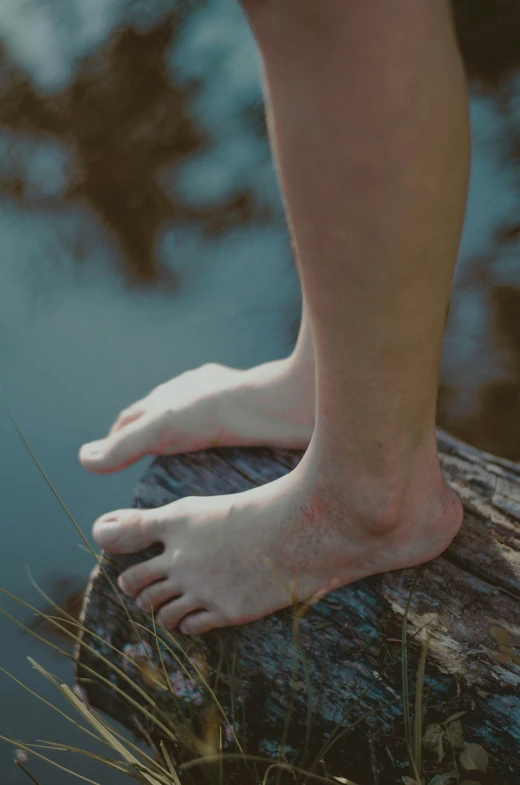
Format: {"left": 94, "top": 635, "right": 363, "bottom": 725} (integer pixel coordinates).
{"left": 93, "top": 508, "right": 164, "bottom": 553}
{"left": 79, "top": 420, "right": 152, "bottom": 473}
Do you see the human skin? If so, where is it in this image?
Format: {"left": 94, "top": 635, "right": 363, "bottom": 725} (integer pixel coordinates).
{"left": 81, "top": 0, "right": 470, "bottom": 635}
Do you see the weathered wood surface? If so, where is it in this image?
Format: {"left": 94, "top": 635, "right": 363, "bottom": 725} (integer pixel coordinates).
{"left": 76, "top": 430, "right": 520, "bottom": 784}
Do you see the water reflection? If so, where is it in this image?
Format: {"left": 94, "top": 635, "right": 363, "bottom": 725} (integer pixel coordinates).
{"left": 439, "top": 84, "right": 520, "bottom": 457}
{"left": 1, "top": 0, "right": 520, "bottom": 782}
{"left": 29, "top": 575, "right": 87, "bottom": 646}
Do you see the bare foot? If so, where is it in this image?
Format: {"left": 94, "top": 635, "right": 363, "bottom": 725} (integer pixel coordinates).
{"left": 92, "top": 437, "right": 463, "bottom": 635}
{"left": 79, "top": 358, "right": 315, "bottom": 473}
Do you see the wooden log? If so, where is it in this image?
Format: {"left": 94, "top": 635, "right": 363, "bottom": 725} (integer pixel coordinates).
{"left": 75, "top": 431, "right": 520, "bottom": 784}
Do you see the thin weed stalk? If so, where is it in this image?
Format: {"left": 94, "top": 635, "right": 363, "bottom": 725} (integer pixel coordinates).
{"left": 15, "top": 761, "right": 42, "bottom": 785}
{"left": 0, "top": 395, "right": 444, "bottom": 785}
{"left": 413, "top": 632, "right": 431, "bottom": 779}
{"left": 0, "top": 393, "right": 153, "bottom": 669}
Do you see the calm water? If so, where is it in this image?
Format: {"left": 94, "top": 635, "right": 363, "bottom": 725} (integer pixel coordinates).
{"left": 1, "top": 1, "right": 520, "bottom": 782}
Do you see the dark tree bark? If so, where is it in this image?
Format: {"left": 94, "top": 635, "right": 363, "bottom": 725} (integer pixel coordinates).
{"left": 76, "top": 430, "right": 520, "bottom": 784}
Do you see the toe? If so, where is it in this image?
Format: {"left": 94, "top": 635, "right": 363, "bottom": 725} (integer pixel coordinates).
{"left": 118, "top": 555, "right": 169, "bottom": 597}
{"left": 179, "top": 611, "right": 224, "bottom": 636}
{"left": 79, "top": 417, "right": 156, "bottom": 474}
{"left": 136, "top": 579, "right": 180, "bottom": 612}
{"left": 108, "top": 404, "right": 145, "bottom": 436}
{"left": 156, "top": 596, "right": 201, "bottom": 630}
{"left": 93, "top": 508, "right": 164, "bottom": 553}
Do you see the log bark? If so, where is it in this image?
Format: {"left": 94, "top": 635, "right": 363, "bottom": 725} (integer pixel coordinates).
{"left": 75, "top": 430, "right": 520, "bottom": 784}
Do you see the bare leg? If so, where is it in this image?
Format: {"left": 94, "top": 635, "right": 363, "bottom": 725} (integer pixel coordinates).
{"left": 249, "top": 0, "right": 470, "bottom": 477}
{"left": 91, "top": 0, "right": 469, "bottom": 635}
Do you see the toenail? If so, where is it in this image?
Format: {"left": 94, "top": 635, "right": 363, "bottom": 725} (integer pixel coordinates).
{"left": 82, "top": 440, "right": 105, "bottom": 456}
{"left": 94, "top": 520, "right": 121, "bottom": 545}
{"left": 118, "top": 575, "right": 129, "bottom": 593}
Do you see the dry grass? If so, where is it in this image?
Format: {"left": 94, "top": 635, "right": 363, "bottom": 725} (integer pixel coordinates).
{"left": 0, "top": 393, "right": 490, "bottom": 785}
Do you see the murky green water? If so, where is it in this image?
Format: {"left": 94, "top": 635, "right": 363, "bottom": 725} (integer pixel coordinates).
{"left": 1, "top": 1, "right": 520, "bottom": 782}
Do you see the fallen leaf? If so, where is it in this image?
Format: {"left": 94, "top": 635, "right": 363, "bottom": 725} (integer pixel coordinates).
{"left": 491, "top": 649, "right": 513, "bottom": 666}
{"left": 194, "top": 707, "right": 220, "bottom": 757}
{"left": 460, "top": 743, "right": 489, "bottom": 772}
{"left": 444, "top": 711, "right": 466, "bottom": 724}
{"left": 428, "top": 773, "right": 457, "bottom": 785}
{"left": 402, "top": 778, "right": 418, "bottom": 785}
{"left": 423, "top": 723, "right": 445, "bottom": 763}
{"left": 490, "top": 625, "right": 512, "bottom": 646}
{"left": 447, "top": 720, "right": 464, "bottom": 749}
{"left": 133, "top": 657, "right": 169, "bottom": 691}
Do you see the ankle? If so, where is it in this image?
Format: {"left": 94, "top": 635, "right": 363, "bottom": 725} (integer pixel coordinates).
{"left": 303, "top": 430, "right": 461, "bottom": 540}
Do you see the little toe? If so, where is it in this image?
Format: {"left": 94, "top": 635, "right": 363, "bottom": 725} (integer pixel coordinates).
{"left": 156, "top": 596, "right": 201, "bottom": 630}
{"left": 179, "top": 611, "right": 224, "bottom": 636}
{"left": 136, "top": 580, "right": 180, "bottom": 612}
{"left": 118, "top": 555, "right": 169, "bottom": 597}
{"left": 93, "top": 508, "right": 164, "bottom": 553}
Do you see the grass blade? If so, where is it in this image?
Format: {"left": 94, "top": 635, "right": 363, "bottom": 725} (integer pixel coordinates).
{"left": 181, "top": 752, "right": 360, "bottom": 784}
{"left": 0, "top": 736, "right": 103, "bottom": 785}
{"left": 136, "top": 620, "right": 244, "bottom": 754}
{"left": 0, "top": 663, "right": 106, "bottom": 747}
{"left": 314, "top": 607, "right": 432, "bottom": 765}
{"left": 28, "top": 658, "right": 167, "bottom": 785}
{"left": 15, "top": 761, "right": 42, "bottom": 785}
{"left": 160, "top": 741, "right": 182, "bottom": 785}
{"left": 0, "top": 590, "right": 183, "bottom": 747}
{"left": 414, "top": 631, "right": 431, "bottom": 777}
{"left": 27, "top": 743, "right": 140, "bottom": 779}
{"left": 401, "top": 576, "right": 422, "bottom": 782}
{"left": 0, "top": 392, "right": 151, "bottom": 660}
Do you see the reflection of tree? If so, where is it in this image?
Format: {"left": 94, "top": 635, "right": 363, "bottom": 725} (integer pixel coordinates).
{"left": 29, "top": 575, "right": 88, "bottom": 648}
{"left": 440, "top": 285, "right": 520, "bottom": 460}
{"left": 0, "top": 19, "right": 197, "bottom": 283}
{"left": 0, "top": 16, "right": 261, "bottom": 284}
{"left": 0, "top": 2, "right": 519, "bottom": 284}
{"left": 452, "top": 0, "right": 520, "bottom": 87}
{"left": 423, "top": 0, "right": 520, "bottom": 459}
